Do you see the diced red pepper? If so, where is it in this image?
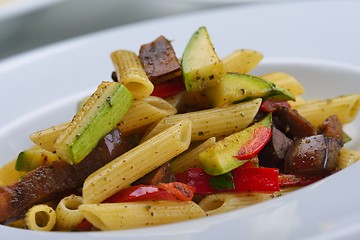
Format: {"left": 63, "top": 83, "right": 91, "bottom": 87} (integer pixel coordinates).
{"left": 176, "top": 166, "right": 279, "bottom": 194}
{"left": 75, "top": 219, "right": 93, "bottom": 231}
{"left": 175, "top": 168, "right": 217, "bottom": 194}
{"left": 235, "top": 126, "right": 272, "bottom": 160}
{"left": 158, "top": 182, "right": 195, "bottom": 201}
{"left": 105, "top": 182, "right": 195, "bottom": 203}
{"left": 260, "top": 100, "right": 291, "bottom": 112}
{"left": 232, "top": 167, "right": 280, "bottom": 192}
{"left": 105, "top": 185, "right": 177, "bottom": 203}
{"left": 239, "top": 159, "right": 257, "bottom": 168}
{"left": 151, "top": 78, "right": 185, "bottom": 99}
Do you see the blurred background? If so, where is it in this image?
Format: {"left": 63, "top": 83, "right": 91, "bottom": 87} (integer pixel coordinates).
{"left": 0, "top": 0, "right": 238, "bottom": 60}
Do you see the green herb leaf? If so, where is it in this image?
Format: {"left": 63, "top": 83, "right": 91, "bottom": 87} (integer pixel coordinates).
{"left": 210, "top": 172, "right": 235, "bottom": 190}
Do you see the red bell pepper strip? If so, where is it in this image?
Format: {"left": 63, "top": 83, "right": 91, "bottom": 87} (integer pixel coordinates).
{"left": 239, "top": 159, "right": 257, "bottom": 168}
{"left": 105, "top": 182, "right": 195, "bottom": 203}
{"left": 260, "top": 100, "right": 291, "bottom": 112}
{"left": 232, "top": 167, "right": 280, "bottom": 192}
{"left": 151, "top": 78, "right": 186, "bottom": 99}
{"left": 105, "top": 185, "right": 177, "bottom": 203}
{"left": 75, "top": 219, "right": 93, "bottom": 231}
{"left": 175, "top": 168, "right": 217, "bottom": 194}
{"left": 157, "top": 182, "right": 195, "bottom": 201}
{"left": 176, "top": 166, "right": 280, "bottom": 194}
{"left": 235, "top": 126, "right": 272, "bottom": 160}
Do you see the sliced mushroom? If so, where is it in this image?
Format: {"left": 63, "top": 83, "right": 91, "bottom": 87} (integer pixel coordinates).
{"left": 284, "top": 134, "right": 343, "bottom": 177}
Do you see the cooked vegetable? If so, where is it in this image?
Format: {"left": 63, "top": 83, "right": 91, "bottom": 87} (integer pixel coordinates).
{"left": 181, "top": 26, "right": 225, "bottom": 91}
{"left": 258, "top": 126, "right": 293, "bottom": 169}
{"left": 55, "top": 82, "right": 133, "bottom": 164}
{"left": 133, "top": 162, "right": 174, "bottom": 185}
{"left": 139, "top": 35, "right": 182, "bottom": 83}
{"left": 318, "top": 115, "right": 343, "bottom": 140}
{"left": 273, "top": 106, "right": 317, "bottom": 139}
{"left": 232, "top": 167, "right": 279, "bottom": 192}
{"left": 150, "top": 77, "right": 186, "bottom": 99}
{"left": 260, "top": 100, "right": 291, "bottom": 113}
{"left": 15, "top": 146, "right": 59, "bottom": 172}
{"left": 199, "top": 114, "right": 272, "bottom": 176}
{"left": 105, "top": 182, "right": 194, "bottom": 203}
{"left": 0, "top": 128, "right": 132, "bottom": 223}
{"left": 175, "top": 168, "right": 216, "bottom": 194}
{"left": 235, "top": 125, "right": 272, "bottom": 160}
{"left": 284, "top": 134, "right": 343, "bottom": 176}
{"left": 176, "top": 165, "right": 279, "bottom": 194}
{"left": 205, "top": 73, "right": 295, "bottom": 107}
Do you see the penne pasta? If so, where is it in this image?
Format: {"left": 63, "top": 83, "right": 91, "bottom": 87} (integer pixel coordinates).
{"left": 293, "top": 93, "right": 360, "bottom": 126}
{"left": 29, "top": 97, "right": 176, "bottom": 151}
{"left": 111, "top": 50, "right": 154, "bottom": 99}
{"left": 222, "top": 49, "right": 263, "bottom": 74}
{"left": 55, "top": 195, "right": 84, "bottom": 231}
{"left": 338, "top": 148, "right": 360, "bottom": 169}
{"left": 289, "top": 96, "right": 305, "bottom": 107}
{"left": 30, "top": 122, "right": 69, "bottom": 153}
{"left": 79, "top": 201, "right": 206, "bottom": 230}
{"left": 118, "top": 96, "right": 177, "bottom": 134}
{"left": 198, "top": 192, "right": 279, "bottom": 216}
{"left": 170, "top": 137, "right": 216, "bottom": 173}
{"left": 165, "top": 92, "right": 185, "bottom": 110}
{"left": 82, "top": 119, "right": 192, "bottom": 203}
{"left": 141, "top": 98, "right": 262, "bottom": 142}
{"left": 25, "top": 204, "right": 56, "bottom": 231}
{"left": 260, "top": 72, "right": 304, "bottom": 96}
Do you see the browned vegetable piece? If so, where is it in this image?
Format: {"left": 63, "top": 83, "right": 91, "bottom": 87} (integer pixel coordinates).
{"left": 0, "top": 128, "right": 132, "bottom": 224}
{"left": 258, "top": 126, "right": 293, "bottom": 170}
{"left": 139, "top": 35, "right": 182, "bottom": 83}
{"left": 273, "top": 106, "right": 317, "bottom": 139}
{"left": 133, "top": 162, "right": 175, "bottom": 185}
{"left": 318, "top": 115, "right": 343, "bottom": 140}
{"left": 284, "top": 134, "right": 343, "bottom": 177}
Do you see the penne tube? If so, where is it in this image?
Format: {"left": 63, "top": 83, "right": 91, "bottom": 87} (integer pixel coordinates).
{"left": 55, "top": 195, "right": 84, "bottom": 231}
{"left": 222, "top": 49, "right": 263, "bottom": 74}
{"left": 30, "top": 122, "right": 69, "bottom": 153}
{"left": 118, "top": 96, "right": 177, "bottom": 134}
{"left": 25, "top": 204, "right": 56, "bottom": 231}
{"left": 170, "top": 137, "right": 216, "bottom": 173}
{"left": 29, "top": 97, "right": 176, "bottom": 150}
{"left": 111, "top": 50, "right": 154, "bottom": 99}
{"left": 141, "top": 98, "right": 262, "bottom": 142}
{"left": 260, "top": 72, "right": 304, "bottom": 96}
{"left": 79, "top": 201, "right": 206, "bottom": 230}
{"left": 293, "top": 93, "right": 360, "bottom": 126}
{"left": 83, "top": 119, "right": 192, "bottom": 203}
{"left": 165, "top": 91, "right": 185, "bottom": 110}
{"left": 338, "top": 148, "right": 360, "bottom": 169}
{"left": 289, "top": 96, "right": 305, "bottom": 108}
{"left": 198, "top": 192, "right": 279, "bottom": 216}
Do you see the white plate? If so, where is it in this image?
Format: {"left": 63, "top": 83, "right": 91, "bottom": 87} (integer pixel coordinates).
{"left": 0, "top": 0, "right": 62, "bottom": 21}
{"left": 0, "top": 1, "right": 360, "bottom": 239}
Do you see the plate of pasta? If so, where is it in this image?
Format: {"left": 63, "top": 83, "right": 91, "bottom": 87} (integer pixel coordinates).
{"left": 0, "top": 1, "right": 360, "bottom": 240}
